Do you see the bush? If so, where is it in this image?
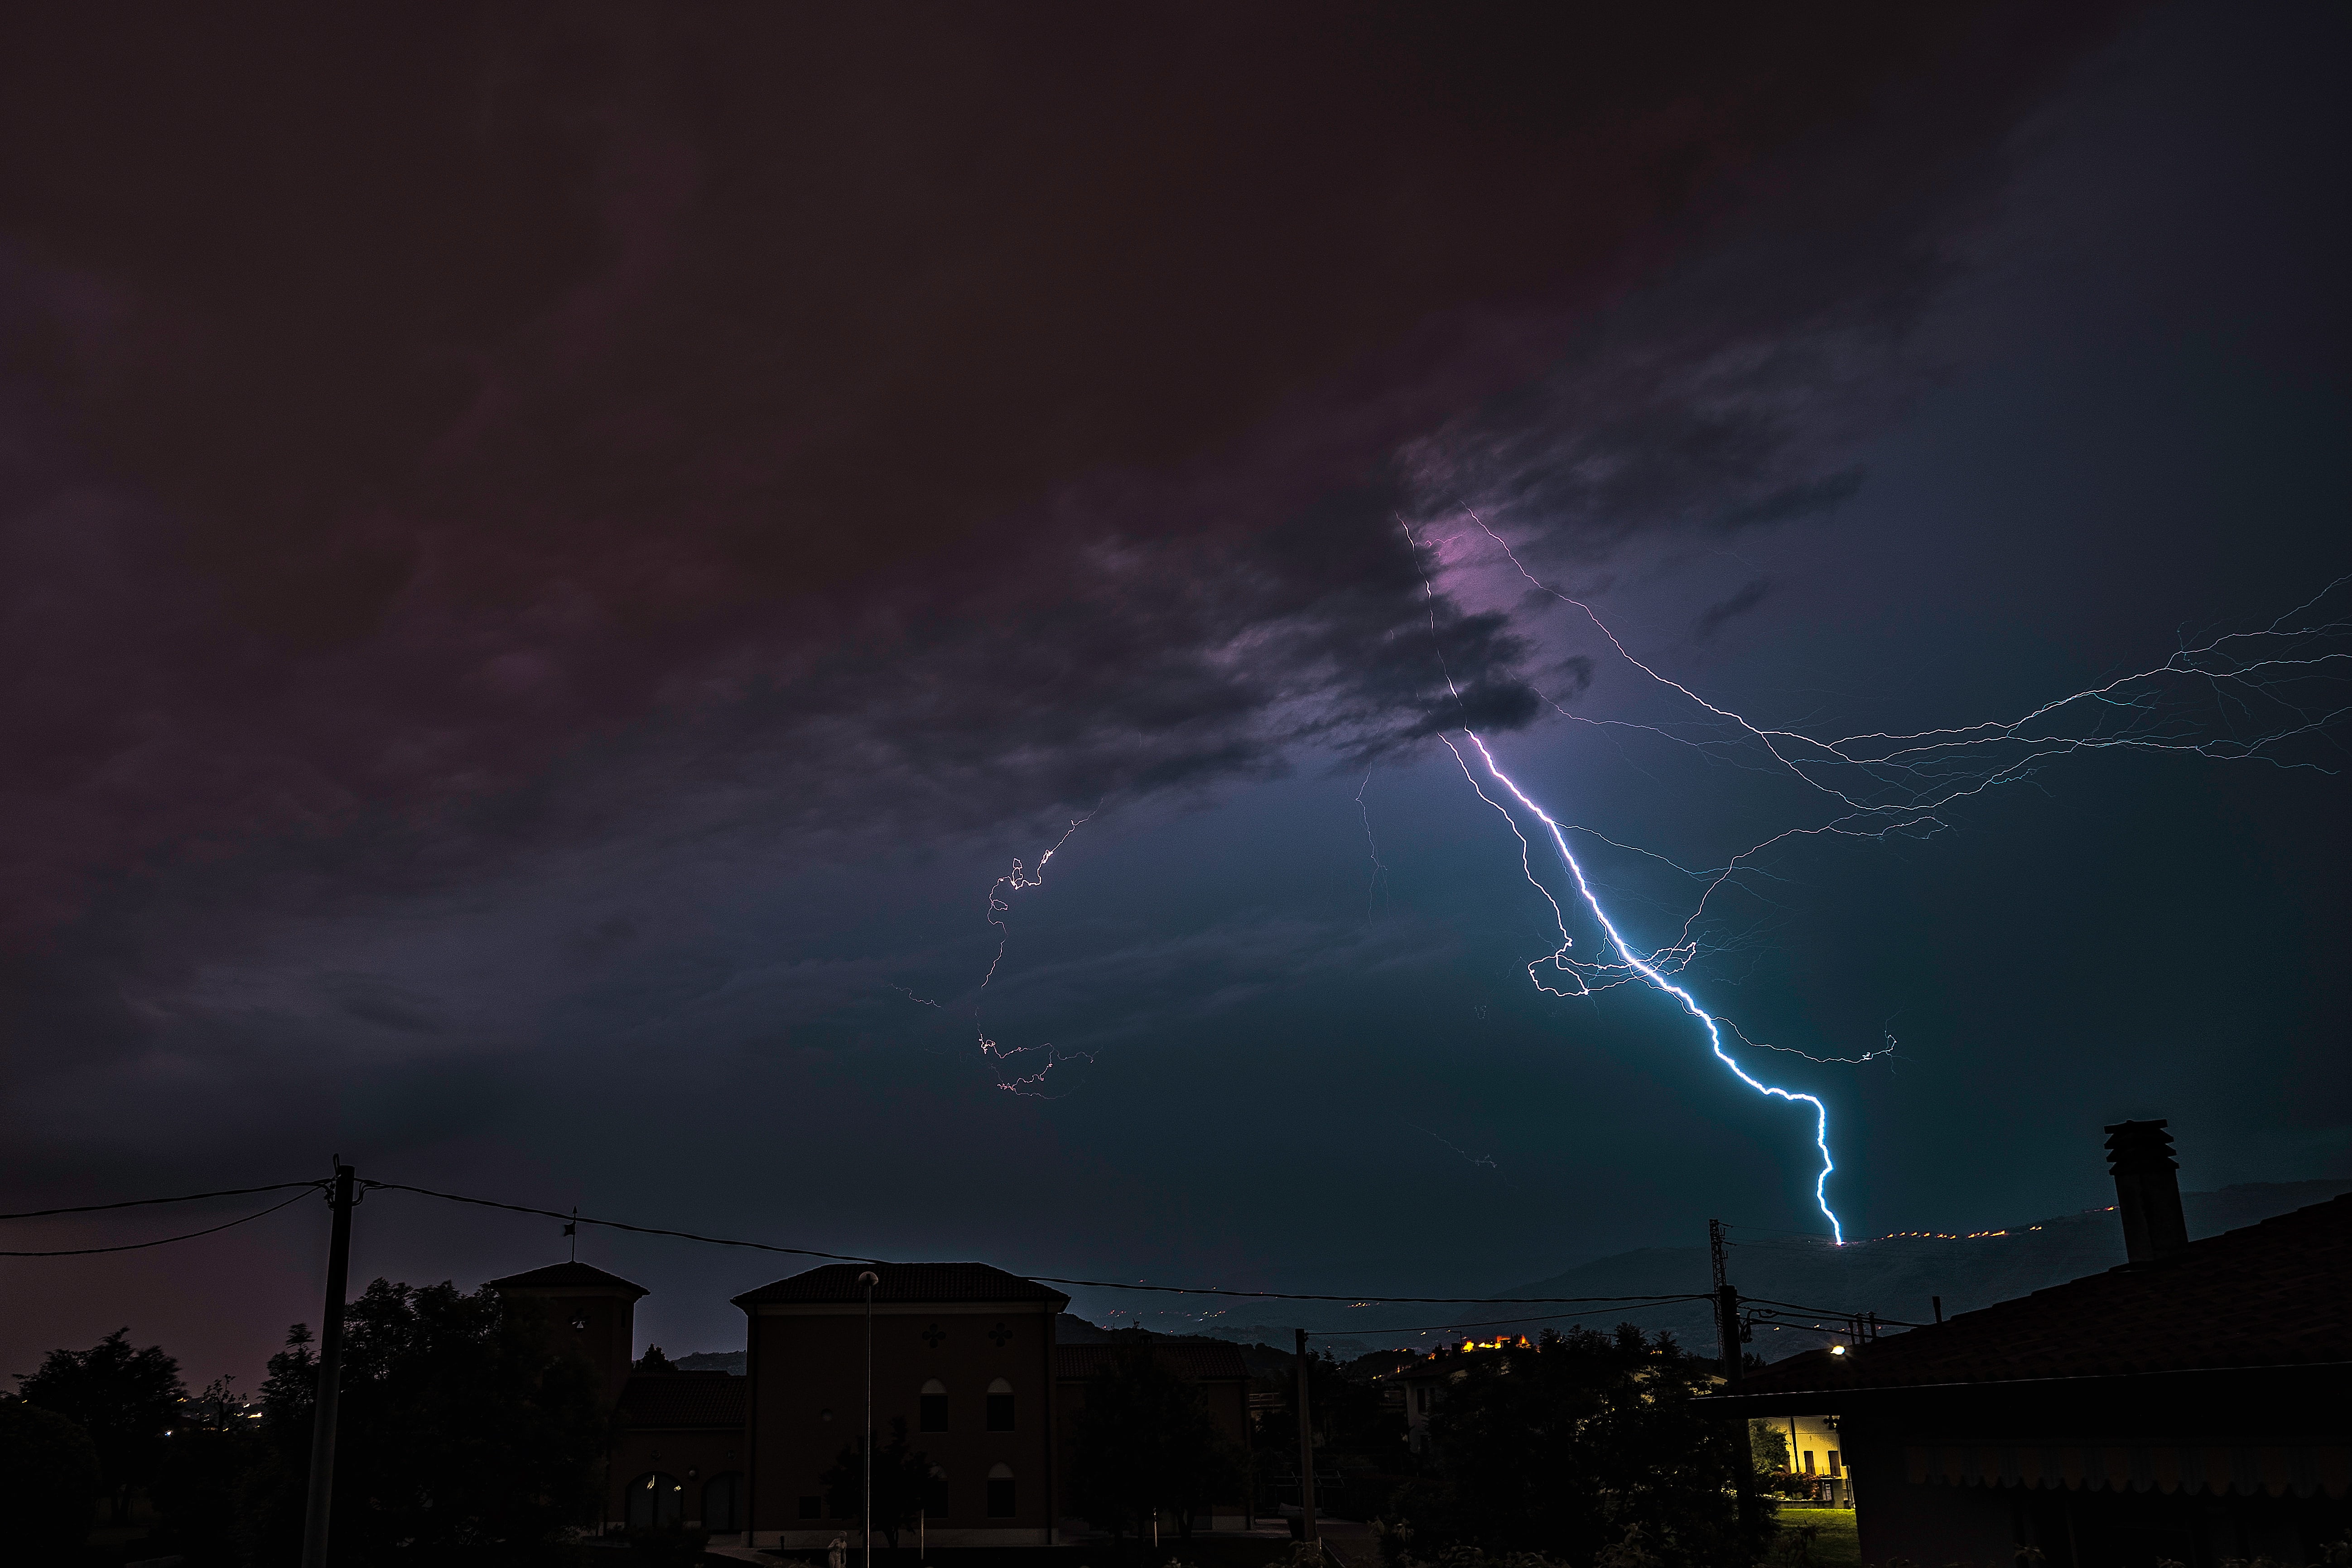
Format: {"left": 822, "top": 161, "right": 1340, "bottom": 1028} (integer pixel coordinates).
{"left": 1372, "top": 1325, "right": 1770, "bottom": 1568}
{"left": 627, "top": 1523, "right": 710, "bottom": 1565}
{"left": 0, "top": 1399, "right": 101, "bottom": 1560}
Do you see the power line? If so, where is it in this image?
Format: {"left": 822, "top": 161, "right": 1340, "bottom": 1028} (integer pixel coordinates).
{"left": 0, "top": 1180, "right": 323, "bottom": 1221}
{"left": 366, "top": 1178, "right": 1715, "bottom": 1307}
{"left": 1740, "top": 1294, "right": 1931, "bottom": 1328}
{"left": 11, "top": 1172, "right": 1900, "bottom": 1331}
{"left": 1386, "top": 1300, "right": 1711, "bottom": 1336}
{"left": 0, "top": 1188, "right": 320, "bottom": 1257}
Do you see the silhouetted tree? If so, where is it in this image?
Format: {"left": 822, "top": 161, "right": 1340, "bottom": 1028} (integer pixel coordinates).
{"left": 1378, "top": 1325, "right": 1772, "bottom": 1568}
{"left": 822, "top": 1416, "right": 936, "bottom": 1549}
{"left": 16, "top": 1326, "right": 185, "bottom": 1522}
{"left": 252, "top": 1279, "right": 606, "bottom": 1564}
{"left": 0, "top": 1399, "right": 101, "bottom": 1558}
{"left": 1069, "top": 1333, "right": 1246, "bottom": 1543}
{"left": 149, "top": 1377, "right": 261, "bottom": 1567}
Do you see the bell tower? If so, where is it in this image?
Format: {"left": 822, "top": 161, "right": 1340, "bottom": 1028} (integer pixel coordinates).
{"left": 490, "top": 1260, "right": 651, "bottom": 1408}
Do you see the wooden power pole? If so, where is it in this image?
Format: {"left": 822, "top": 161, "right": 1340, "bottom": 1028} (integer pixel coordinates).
{"left": 1293, "top": 1328, "right": 1318, "bottom": 1544}
{"left": 300, "top": 1161, "right": 357, "bottom": 1568}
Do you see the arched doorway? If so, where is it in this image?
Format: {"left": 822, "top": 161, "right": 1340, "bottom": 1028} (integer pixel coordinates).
{"left": 704, "top": 1472, "right": 742, "bottom": 1533}
{"left": 626, "top": 1472, "right": 684, "bottom": 1529}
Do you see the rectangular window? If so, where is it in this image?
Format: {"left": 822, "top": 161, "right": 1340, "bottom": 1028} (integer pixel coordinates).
{"left": 986, "top": 1392, "right": 1016, "bottom": 1431}
{"left": 1827, "top": 1451, "right": 1841, "bottom": 1476}
{"left": 925, "top": 1470, "right": 949, "bottom": 1518}
{"left": 798, "top": 1496, "right": 822, "bottom": 1520}
{"left": 1803, "top": 1451, "right": 1815, "bottom": 1475}
{"left": 920, "top": 1393, "right": 949, "bottom": 1433}
{"left": 986, "top": 1477, "right": 1016, "bottom": 1518}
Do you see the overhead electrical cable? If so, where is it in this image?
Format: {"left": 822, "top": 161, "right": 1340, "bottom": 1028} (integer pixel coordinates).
{"left": 0, "top": 1188, "right": 321, "bottom": 1257}
{"left": 365, "top": 1178, "right": 1715, "bottom": 1307}
{"left": 0, "top": 1180, "right": 323, "bottom": 1221}
{"left": 9, "top": 1173, "right": 1917, "bottom": 1333}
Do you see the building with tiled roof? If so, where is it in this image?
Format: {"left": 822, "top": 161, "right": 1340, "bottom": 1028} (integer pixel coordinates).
{"left": 734, "top": 1261, "right": 1072, "bottom": 1548}
{"left": 487, "top": 1260, "right": 650, "bottom": 1297}
{"left": 1708, "top": 1121, "right": 2352, "bottom": 1566}
{"left": 490, "top": 1260, "right": 751, "bottom": 1533}
{"left": 619, "top": 1370, "right": 749, "bottom": 1430}
{"left": 731, "top": 1262, "right": 1069, "bottom": 1307}
{"left": 485, "top": 1255, "right": 1267, "bottom": 1546}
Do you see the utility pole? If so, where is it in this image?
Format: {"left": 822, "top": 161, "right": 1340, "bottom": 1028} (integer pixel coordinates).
{"left": 1292, "top": 1328, "right": 1318, "bottom": 1545}
{"left": 859, "top": 1270, "right": 878, "bottom": 1568}
{"left": 1711, "top": 1220, "right": 1760, "bottom": 1552}
{"left": 1710, "top": 1220, "right": 1742, "bottom": 1391}
{"left": 300, "top": 1161, "right": 357, "bottom": 1568}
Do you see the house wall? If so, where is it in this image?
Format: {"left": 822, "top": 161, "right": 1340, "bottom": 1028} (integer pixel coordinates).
{"left": 1837, "top": 1418, "right": 2352, "bottom": 1568}
{"left": 610, "top": 1429, "right": 747, "bottom": 1530}
{"left": 1774, "top": 1412, "right": 1852, "bottom": 1505}
{"left": 745, "top": 1300, "right": 1058, "bottom": 1547}
{"left": 1844, "top": 1420, "right": 2018, "bottom": 1568}
{"left": 496, "top": 1283, "right": 638, "bottom": 1409}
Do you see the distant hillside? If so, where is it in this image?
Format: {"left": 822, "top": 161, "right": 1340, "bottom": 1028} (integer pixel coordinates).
{"left": 669, "top": 1182, "right": 2351, "bottom": 1370}
{"left": 1122, "top": 1180, "right": 2352, "bottom": 1362}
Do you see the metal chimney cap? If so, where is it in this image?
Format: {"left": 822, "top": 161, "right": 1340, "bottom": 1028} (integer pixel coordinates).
{"left": 2103, "top": 1118, "right": 2178, "bottom": 1175}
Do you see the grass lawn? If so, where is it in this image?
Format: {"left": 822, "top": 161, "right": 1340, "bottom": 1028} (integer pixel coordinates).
{"left": 1774, "top": 1506, "right": 1859, "bottom": 1568}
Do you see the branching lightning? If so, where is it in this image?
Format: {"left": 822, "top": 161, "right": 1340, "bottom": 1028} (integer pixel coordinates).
{"left": 892, "top": 810, "right": 1099, "bottom": 1095}
{"left": 1406, "top": 514, "right": 2350, "bottom": 1243}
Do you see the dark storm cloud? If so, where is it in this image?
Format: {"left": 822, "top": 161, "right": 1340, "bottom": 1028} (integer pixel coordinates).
{"left": 0, "top": 2, "right": 2131, "bottom": 952}
{"left": 0, "top": 3, "right": 2153, "bottom": 1188}
{"left": 1693, "top": 579, "right": 1773, "bottom": 643}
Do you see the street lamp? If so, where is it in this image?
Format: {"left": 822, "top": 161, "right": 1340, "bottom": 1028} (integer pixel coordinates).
{"left": 859, "top": 1269, "right": 879, "bottom": 1568}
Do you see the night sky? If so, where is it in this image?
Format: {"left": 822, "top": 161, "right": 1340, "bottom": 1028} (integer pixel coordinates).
{"left": 3, "top": 3, "right": 2346, "bottom": 1390}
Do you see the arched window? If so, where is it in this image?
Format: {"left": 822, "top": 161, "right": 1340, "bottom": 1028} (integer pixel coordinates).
{"left": 919, "top": 1377, "right": 949, "bottom": 1432}
{"left": 985, "top": 1376, "right": 1015, "bottom": 1432}
{"left": 924, "top": 1463, "right": 949, "bottom": 1520}
{"left": 985, "top": 1462, "right": 1016, "bottom": 1519}
{"left": 703, "top": 1472, "right": 741, "bottom": 1533}
{"left": 625, "top": 1472, "right": 684, "bottom": 1529}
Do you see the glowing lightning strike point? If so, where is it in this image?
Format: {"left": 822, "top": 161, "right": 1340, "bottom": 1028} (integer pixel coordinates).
{"left": 1444, "top": 730, "right": 1846, "bottom": 1243}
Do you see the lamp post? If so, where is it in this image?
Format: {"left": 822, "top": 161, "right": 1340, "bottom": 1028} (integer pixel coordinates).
{"left": 859, "top": 1270, "right": 879, "bottom": 1568}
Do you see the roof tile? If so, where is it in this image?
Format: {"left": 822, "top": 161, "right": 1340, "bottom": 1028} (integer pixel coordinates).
{"left": 1740, "top": 1192, "right": 2352, "bottom": 1395}
{"left": 733, "top": 1262, "right": 1070, "bottom": 1308}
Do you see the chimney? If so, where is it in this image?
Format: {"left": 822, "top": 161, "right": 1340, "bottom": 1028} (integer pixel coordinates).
{"left": 2104, "top": 1118, "right": 2189, "bottom": 1264}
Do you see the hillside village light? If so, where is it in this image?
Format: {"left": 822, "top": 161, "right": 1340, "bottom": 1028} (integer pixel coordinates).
{"left": 859, "top": 1269, "right": 879, "bottom": 1568}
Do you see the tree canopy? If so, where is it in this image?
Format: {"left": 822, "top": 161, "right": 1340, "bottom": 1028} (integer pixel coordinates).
{"left": 1068, "top": 1334, "right": 1246, "bottom": 1541}
{"left": 253, "top": 1278, "right": 608, "bottom": 1564}
{"left": 822, "top": 1415, "right": 937, "bottom": 1549}
{"left": 0, "top": 1398, "right": 101, "bottom": 1558}
{"left": 1379, "top": 1325, "right": 1770, "bottom": 1568}
{"left": 16, "top": 1326, "right": 185, "bottom": 1523}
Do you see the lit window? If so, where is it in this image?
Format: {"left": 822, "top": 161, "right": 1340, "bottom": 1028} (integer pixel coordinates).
{"left": 986, "top": 1462, "right": 1016, "bottom": 1519}
{"left": 920, "top": 1378, "right": 949, "bottom": 1433}
{"left": 986, "top": 1376, "right": 1015, "bottom": 1432}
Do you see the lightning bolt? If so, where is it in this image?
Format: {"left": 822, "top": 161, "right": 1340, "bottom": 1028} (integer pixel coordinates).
{"left": 890, "top": 810, "right": 1099, "bottom": 1095}
{"left": 1407, "top": 508, "right": 2348, "bottom": 1244}
{"left": 1444, "top": 727, "right": 1847, "bottom": 1240}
